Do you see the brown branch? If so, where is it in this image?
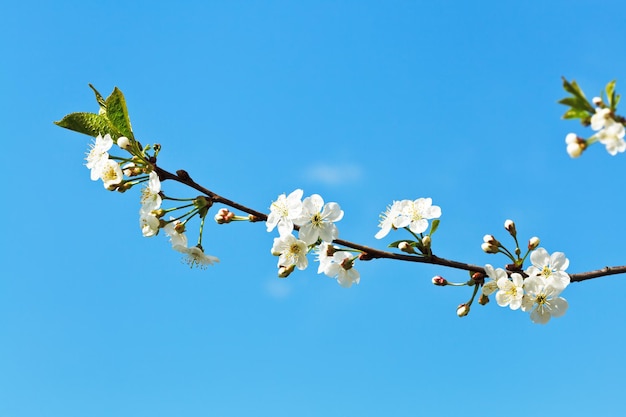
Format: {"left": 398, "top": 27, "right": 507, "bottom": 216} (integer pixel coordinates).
{"left": 154, "top": 166, "right": 625, "bottom": 283}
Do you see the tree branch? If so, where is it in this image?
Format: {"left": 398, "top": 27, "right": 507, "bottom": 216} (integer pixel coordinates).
{"left": 154, "top": 166, "right": 625, "bottom": 283}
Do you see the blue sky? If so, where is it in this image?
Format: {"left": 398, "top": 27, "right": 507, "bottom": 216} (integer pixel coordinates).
{"left": 2, "top": 1, "right": 626, "bottom": 416}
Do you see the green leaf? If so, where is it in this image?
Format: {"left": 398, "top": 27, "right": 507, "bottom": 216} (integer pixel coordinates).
{"left": 104, "top": 87, "right": 134, "bottom": 139}
{"left": 429, "top": 219, "right": 440, "bottom": 235}
{"left": 614, "top": 93, "right": 621, "bottom": 109}
{"left": 561, "top": 77, "right": 594, "bottom": 112}
{"left": 562, "top": 108, "right": 590, "bottom": 120}
{"left": 54, "top": 112, "right": 119, "bottom": 138}
{"left": 558, "top": 97, "right": 585, "bottom": 108}
{"left": 89, "top": 84, "right": 107, "bottom": 110}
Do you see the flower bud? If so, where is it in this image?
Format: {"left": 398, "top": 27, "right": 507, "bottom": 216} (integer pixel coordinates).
{"left": 214, "top": 208, "right": 233, "bottom": 224}
{"left": 456, "top": 303, "right": 470, "bottom": 317}
{"left": 528, "top": 236, "right": 540, "bottom": 250}
{"left": 117, "top": 136, "right": 131, "bottom": 150}
{"left": 483, "top": 234, "right": 500, "bottom": 246}
{"left": 504, "top": 219, "right": 516, "bottom": 237}
{"left": 398, "top": 241, "right": 416, "bottom": 254}
{"left": 481, "top": 242, "right": 499, "bottom": 254}
{"left": 592, "top": 96, "right": 603, "bottom": 106}
{"left": 278, "top": 264, "right": 295, "bottom": 278}
{"left": 431, "top": 276, "right": 447, "bottom": 286}
{"left": 422, "top": 235, "right": 431, "bottom": 249}
{"left": 472, "top": 272, "right": 485, "bottom": 285}
{"left": 478, "top": 293, "right": 490, "bottom": 305}
{"left": 565, "top": 133, "right": 586, "bottom": 158}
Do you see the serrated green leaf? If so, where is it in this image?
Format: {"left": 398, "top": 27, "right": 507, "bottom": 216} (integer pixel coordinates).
{"left": 104, "top": 87, "right": 134, "bottom": 139}
{"left": 558, "top": 97, "right": 584, "bottom": 108}
{"left": 89, "top": 84, "right": 107, "bottom": 109}
{"left": 429, "top": 219, "right": 440, "bottom": 235}
{"left": 562, "top": 108, "right": 590, "bottom": 120}
{"left": 561, "top": 77, "right": 594, "bottom": 112}
{"left": 606, "top": 80, "right": 616, "bottom": 102}
{"left": 387, "top": 239, "right": 417, "bottom": 248}
{"left": 54, "top": 112, "right": 120, "bottom": 138}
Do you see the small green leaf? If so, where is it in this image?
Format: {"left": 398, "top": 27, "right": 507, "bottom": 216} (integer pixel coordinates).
{"left": 562, "top": 108, "right": 590, "bottom": 120}
{"left": 613, "top": 93, "right": 621, "bottom": 110}
{"left": 429, "top": 219, "right": 440, "bottom": 235}
{"left": 89, "top": 84, "right": 107, "bottom": 110}
{"left": 558, "top": 97, "right": 584, "bottom": 108}
{"left": 54, "top": 112, "right": 119, "bottom": 138}
{"left": 561, "top": 77, "right": 594, "bottom": 112}
{"left": 104, "top": 87, "right": 134, "bottom": 139}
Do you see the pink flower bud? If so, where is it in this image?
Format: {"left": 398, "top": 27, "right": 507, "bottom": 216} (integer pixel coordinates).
{"left": 431, "top": 276, "right": 447, "bottom": 286}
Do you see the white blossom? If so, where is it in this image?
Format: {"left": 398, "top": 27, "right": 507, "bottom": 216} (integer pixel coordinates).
{"left": 99, "top": 159, "right": 123, "bottom": 189}
{"left": 271, "top": 234, "right": 308, "bottom": 270}
{"left": 322, "top": 251, "right": 359, "bottom": 288}
{"left": 140, "top": 171, "right": 162, "bottom": 214}
{"left": 163, "top": 217, "right": 188, "bottom": 252}
{"left": 139, "top": 212, "right": 160, "bottom": 237}
{"left": 183, "top": 246, "right": 219, "bottom": 269}
{"left": 495, "top": 273, "right": 524, "bottom": 310}
{"left": 590, "top": 107, "right": 612, "bottom": 131}
{"left": 394, "top": 198, "right": 441, "bottom": 235}
{"left": 375, "top": 200, "right": 407, "bottom": 239}
{"left": 85, "top": 133, "right": 113, "bottom": 180}
{"left": 482, "top": 264, "right": 508, "bottom": 296}
{"left": 596, "top": 119, "right": 626, "bottom": 156}
{"left": 521, "top": 276, "right": 568, "bottom": 324}
{"left": 294, "top": 194, "right": 344, "bottom": 244}
{"left": 525, "top": 248, "right": 570, "bottom": 289}
{"left": 266, "top": 189, "right": 303, "bottom": 237}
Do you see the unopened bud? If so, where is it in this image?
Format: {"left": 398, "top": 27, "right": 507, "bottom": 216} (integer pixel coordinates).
{"left": 422, "top": 235, "right": 431, "bottom": 249}
{"left": 398, "top": 241, "right": 416, "bottom": 254}
{"left": 565, "top": 133, "right": 588, "bottom": 158}
{"left": 214, "top": 208, "right": 235, "bottom": 224}
{"left": 278, "top": 264, "right": 295, "bottom": 278}
{"left": 117, "top": 136, "right": 131, "bottom": 150}
{"left": 432, "top": 276, "right": 448, "bottom": 286}
{"left": 456, "top": 303, "right": 470, "bottom": 317}
{"left": 504, "top": 219, "right": 516, "bottom": 237}
{"left": 481, "top": 242, "right": 499, "bottom": 254}
{"left": 528, "top": 236, "right": 540, "bottom": 250}
{"left": 472, "top": 272, "right": 485, "bottom": 285}
{"left": 483, "top": 234, "right": 500, "bottom": 246}
{"left": 592, "top": 96, "right": 603, "bottom": 106}
{"left": 478, "top": 293, "right": 490, "bottom": 305}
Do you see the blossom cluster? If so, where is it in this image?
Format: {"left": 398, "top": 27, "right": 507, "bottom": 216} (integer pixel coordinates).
{"left": 266, "top": 189, "right": 359, "bottom": 286}
{"left": 481, "top": 248, "right": 570, "bottom": 324}
{"left": 84, "top": 134, "right": 219, "bottom": 268}
{"left": 375, "top": 198, "right": 441, "bottom": 240}
{"left": 566, "top": 106, "right": 626, "bottom": 157}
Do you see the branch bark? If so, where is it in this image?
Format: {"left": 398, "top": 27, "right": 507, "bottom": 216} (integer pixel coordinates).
{"left": 154, "top": 166, "right": 625, "bottom": 283}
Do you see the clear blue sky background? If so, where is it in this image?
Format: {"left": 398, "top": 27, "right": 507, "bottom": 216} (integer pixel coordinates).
{"left": 2, "top": 1, "right": 625, "bottom": 416}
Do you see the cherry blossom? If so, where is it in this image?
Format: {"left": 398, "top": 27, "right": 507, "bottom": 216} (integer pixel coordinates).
{"left": 85, "top": 133, "right": 113, "bottom": 180}
{"left": 525, "top": 248, "right": 570, "bottom": 289}
{"left": 294, "top": 194, "right": 344, "bottom": 244}
{"left": 394, "top": 198, "right": 441, "bottom": 235}
{"left": 495, "top": 273, "right": 524, "bottom": 310}
{"left": 266, "top": 189, "right": 303, "bottom": 237}
{"left": 271, "top": 234, "right": 308, "bottom": 271}
{"left": 322, "top": 251, "right": 359, "bottom": 288}
{"left": 521, "top": 276, "right": 568, "bottom": 324}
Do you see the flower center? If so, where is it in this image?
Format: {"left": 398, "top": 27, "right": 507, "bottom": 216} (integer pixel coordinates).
{"left": 311, "top": 213, "right": 323, "bottom": 227}
{"left": 541, "top": 266, "right": 552, "bottom": 278}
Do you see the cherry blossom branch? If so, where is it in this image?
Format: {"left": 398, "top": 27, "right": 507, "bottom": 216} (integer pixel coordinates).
{"left": 154, "top": 166, "right": 625, "bottom": 284}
